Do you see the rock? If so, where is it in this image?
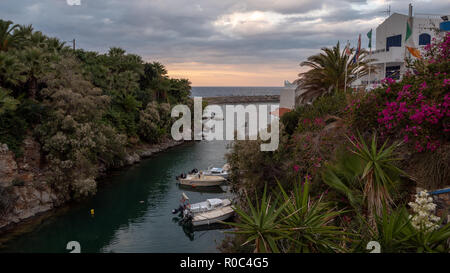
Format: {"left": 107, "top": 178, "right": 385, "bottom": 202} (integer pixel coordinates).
{"left": 18, "top": 173, "right": 34, "bottom": 183}
{"left": 0, "top": 143, "right": 18, "bottom": 187}
{"left": 124, "top": 153, "right": 141, "bottom": 165}
{"left": 40, "top": 191, "right": 51, "bottom": 204}
{"left": 17, "top": 136, "right": 41, "bottom": 171}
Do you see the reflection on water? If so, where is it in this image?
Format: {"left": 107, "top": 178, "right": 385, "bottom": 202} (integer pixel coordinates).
{"left": 0, "top": 141, "right": 233, "bottom": 253}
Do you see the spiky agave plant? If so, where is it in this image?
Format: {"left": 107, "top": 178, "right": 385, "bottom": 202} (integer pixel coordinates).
{"left": 224, "top": 184, "right": 290, "bottom": 253}
{"left": 276, "top": 178, "right": 351, "bottom": 253}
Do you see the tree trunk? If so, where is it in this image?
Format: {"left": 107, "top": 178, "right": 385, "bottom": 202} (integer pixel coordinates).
{"left": 29, "top": 77, "right": 37, "bottom": 99}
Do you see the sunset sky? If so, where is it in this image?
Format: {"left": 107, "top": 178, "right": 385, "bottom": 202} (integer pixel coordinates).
{"left": 1, "top": 0, "right": 449, "bottom": 86}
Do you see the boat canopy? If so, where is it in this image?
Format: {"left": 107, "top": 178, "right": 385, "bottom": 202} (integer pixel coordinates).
{"left": 210, "top": 167, "right": 223, "bottom": 173}
{"left": 207, "top": 198, "right": 223, "bottom": 207}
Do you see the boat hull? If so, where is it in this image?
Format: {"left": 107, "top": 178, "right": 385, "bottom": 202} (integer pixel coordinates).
{"left": 191, "top": 206, "right": 235, "bottom": 226}
{"left": 179, "top": 176, "right": 226, "bottom": 187}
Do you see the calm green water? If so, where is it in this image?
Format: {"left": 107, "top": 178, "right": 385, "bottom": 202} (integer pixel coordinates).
{"left": 0, "top": 141, "right": 233, "bottom": 253}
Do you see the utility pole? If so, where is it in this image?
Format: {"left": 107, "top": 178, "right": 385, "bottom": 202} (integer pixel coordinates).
{"left": 381, "top": 5, "right": 391, "bottom": 17}
{"left": 72, "top": 38, "right": 76, "bottom": 51}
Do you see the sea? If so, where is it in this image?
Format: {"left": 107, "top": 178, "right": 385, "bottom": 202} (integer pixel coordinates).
{"left": 191, "top": 86, "right": 283, "bottom": 97}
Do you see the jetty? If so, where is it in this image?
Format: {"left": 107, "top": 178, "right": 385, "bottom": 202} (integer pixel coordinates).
{"left": 203, "top": 95, "right": 280, "bottom": 104}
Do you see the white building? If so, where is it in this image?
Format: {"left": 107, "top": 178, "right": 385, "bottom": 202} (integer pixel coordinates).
{"left": 280, "top": 80, "right": 296, "bottom": 110}
{"left": 353, "top": 5, "right": 448, "bottom": 88}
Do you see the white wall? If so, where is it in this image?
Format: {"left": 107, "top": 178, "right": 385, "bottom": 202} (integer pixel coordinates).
{"left": 280, "top": 88, "right": 295, "bottom": 109}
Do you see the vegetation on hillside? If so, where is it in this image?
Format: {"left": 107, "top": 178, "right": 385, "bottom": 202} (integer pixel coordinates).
{"left": 0, "top": 19, "right": 192, "bottom": 200}
{"left": 224, "top": 33, "right": 450, "bottom": 253}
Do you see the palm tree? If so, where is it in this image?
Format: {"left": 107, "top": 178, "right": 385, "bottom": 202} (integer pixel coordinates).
{"left": 18, "top": 47, "right": 53, "bottom": 99}
{"left": 11, "top": 24, "right": 33, "bottom": 49}
{"left": 0, "top": 88, "right": 19, "bottom": 115}
{"left": 295, "top": 42, "right": 374, "bottom": 104}
{"left": 0, "top": 51, "right": 26, "bottom": 88}
{"left": 0, "top": 20, "right": 20, "bottom": 51}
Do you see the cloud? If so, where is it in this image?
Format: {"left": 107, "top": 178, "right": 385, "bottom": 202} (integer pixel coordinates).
{"left": 0, "top": 0, "right": 448, "bottom": 86}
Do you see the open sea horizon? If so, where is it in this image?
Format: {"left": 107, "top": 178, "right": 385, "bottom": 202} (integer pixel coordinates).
{"left": 191, "top": 86, "right": 283, "bottom": 97}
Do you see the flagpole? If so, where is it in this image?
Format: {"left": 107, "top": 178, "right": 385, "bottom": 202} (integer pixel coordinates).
{"left": 367, "top": 29, "right": 372, "bottom": 87}
{"left": 368, "top": 47, "right": 371, "bottom": 86}
{"left": 344, "top": 40, "right": 349, "bottom": 93}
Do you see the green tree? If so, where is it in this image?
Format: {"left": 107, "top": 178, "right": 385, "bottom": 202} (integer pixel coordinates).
{"left": 0, "top": 88, "right": 19, "bottom": 115}
{"left": 18, "top": 46, "right": 54, "bottom": 99}
{"left": 0, "top": 20, "right": 20, "bottom": 51}
{"left": 295, "top": 42, "right": 374, "bottom": 103}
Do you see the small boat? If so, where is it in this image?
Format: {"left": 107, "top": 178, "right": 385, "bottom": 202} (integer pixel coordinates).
{"left": 189, "top": 205, "right": 234, "bottom": 226}
{"left": 177, "top": 194, "right": 234, "bottom": 226}
{"left": 178, "top": 173, "right": 226, "bottom": 187}
{"left": 177, "top": 164, "right": 230, "bottom": 180}
{"left": 203, "top": 164, "right": 230, "bottom": 179}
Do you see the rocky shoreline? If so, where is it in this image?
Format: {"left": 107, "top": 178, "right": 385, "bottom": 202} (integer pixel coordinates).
{"left": 0, "top": 138, "right": 185, "bottom": 233}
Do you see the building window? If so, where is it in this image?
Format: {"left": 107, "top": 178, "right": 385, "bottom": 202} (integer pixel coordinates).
{"left": 419, "top": 33, "right": 431, "bottom": 46}
{"left": 386, "top": 35, "right": 402, "bottom": 51}
{"left": 386, "top": 65, "right": 401, "bottom": 80}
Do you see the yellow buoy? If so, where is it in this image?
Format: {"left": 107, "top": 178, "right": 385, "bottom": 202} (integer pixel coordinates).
{"left": 90, "top": 209, "right": 95, "bottom": 215}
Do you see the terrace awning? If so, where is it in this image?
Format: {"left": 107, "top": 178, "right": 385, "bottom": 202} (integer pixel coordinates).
{"left": 270, "top": 107, "right": 291, "bottom": 117}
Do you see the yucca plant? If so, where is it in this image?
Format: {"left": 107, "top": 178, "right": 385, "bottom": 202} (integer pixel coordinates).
{"left": 276, "top": 178, "right": 351, "bottom": 253}
{"left": 224, "top": 184, "right": 290, "bottom": 253}
{"left": 347, "top": 133, "right": 404, "bottom": 222}
{"left": 368, "top": 206, "right": 450, "bottom": 253}
{"left": 369, "top": 206, "right": 417, "bottom": 252}
{"left": 409, "top": 222, "right": 450, "bottom": 253}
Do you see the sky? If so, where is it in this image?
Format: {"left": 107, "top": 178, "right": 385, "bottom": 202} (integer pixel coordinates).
{"left": 1, "top": 0, "right": 449, "bottom": 86}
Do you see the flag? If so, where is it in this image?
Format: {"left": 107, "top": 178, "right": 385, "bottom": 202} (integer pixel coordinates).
{"left": 406, "top": 46, "right": 422, "bottom": 59}
{"left": 405, "top": 21, "right": 421, "bottom": 59}
{"left": 345, "top": 41, "right": 351, "bottom": 56}
{"left": 367, "top": 29, "right": 372, "bottom": 48}
{"left": 405, "top": 21, "right": 412, "bottom": 42}
{"left": 353, "top": 34, "right": 361, "bottom": 64}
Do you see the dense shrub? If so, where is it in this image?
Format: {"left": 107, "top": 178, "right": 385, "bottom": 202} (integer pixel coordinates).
{"left": 281, "top": 91, "right": 347, "bottom": 135}
{"left": 35, "top": 56, "right": 127, "bottom": 198}
{"left": 0, "top": 19, "right": 193, "bottom": 200}
{"left": 349, "top": 33, "right": 450, "bottom": 153}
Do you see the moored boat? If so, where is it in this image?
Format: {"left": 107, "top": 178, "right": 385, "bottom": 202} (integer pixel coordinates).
{"left": 189, "top": 206, "right": 234, "bottom": 226}
{"left": 178, "top": 195, "right": 235, "bottom": 226}
{"left": 178, "top": 173, "right": 226, "bottom": 187}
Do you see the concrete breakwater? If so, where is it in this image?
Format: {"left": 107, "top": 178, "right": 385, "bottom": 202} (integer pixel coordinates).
{"left": 203, "top": 95, "right": 279, "bottom": 104}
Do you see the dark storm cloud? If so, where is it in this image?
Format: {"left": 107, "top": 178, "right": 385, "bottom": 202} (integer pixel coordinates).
{"left": 0, "top": 0, "right": 448, "bottom": 66}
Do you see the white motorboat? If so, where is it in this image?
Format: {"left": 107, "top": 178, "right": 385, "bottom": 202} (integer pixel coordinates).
{"left": 178, "top": 173, "right": 226, "bottom": 187}
{"left": 181, "top": 195, "right": 234, "bottom": 226}
{"left": 183, "top": 164, "right": 229, "bottom": 179}
{"left": 203, "top": 164, "right": 230, "bottom": 179}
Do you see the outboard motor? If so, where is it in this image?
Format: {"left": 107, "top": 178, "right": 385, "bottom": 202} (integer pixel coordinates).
{"left": 172, "top": 205, "right": 184, "bottom": 214}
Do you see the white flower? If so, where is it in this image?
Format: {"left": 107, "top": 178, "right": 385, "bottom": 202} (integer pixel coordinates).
{"left": 408, "top": 190, "right": 440, "bottom": 232}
